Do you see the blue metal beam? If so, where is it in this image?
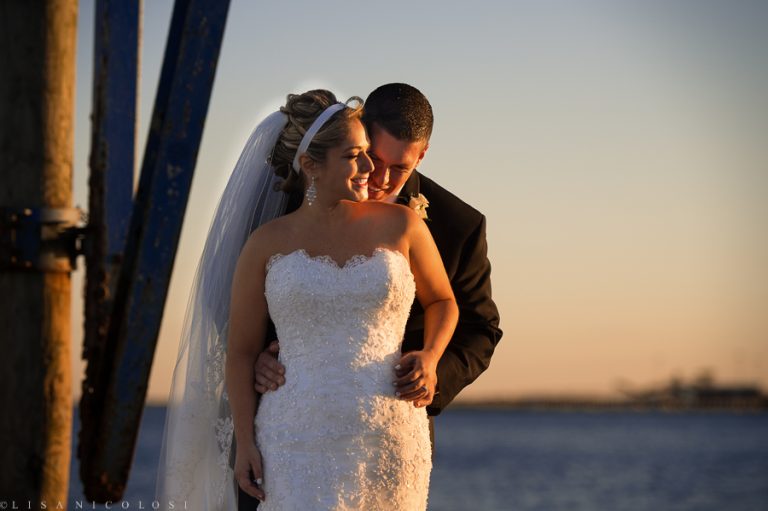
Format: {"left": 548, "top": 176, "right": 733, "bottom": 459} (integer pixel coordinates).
{"left": 91, "top": 0, "right": 137, "bottom": 254}
{"left": 81, "top": 0, "right": 231, "bottom": 501}
{"left": 79, "top": 0, "right": 139, "bottom": 500}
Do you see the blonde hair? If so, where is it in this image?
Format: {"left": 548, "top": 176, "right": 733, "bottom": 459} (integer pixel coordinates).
{"left": 270, "top": 90, "right": 364, "bottom": 193}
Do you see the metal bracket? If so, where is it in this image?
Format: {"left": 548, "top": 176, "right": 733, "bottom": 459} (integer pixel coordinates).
{"left": 0, "top": 206, "right": 88, "bottom": 272}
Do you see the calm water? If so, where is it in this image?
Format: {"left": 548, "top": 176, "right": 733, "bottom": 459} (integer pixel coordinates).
{"left": 68, "top": 407, "right": 768, "bottom": 510}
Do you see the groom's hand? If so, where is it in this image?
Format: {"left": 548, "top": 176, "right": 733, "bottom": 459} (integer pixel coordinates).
{"left": 253, "top": 340, "right": 286, "bottom": 394}
{"left": 393, "top": 350, "right": 438, "bottom": 408}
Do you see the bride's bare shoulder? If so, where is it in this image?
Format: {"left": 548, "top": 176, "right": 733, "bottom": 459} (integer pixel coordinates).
{"left": 240, "top": 214, "right": 297, "bottom": 268}
{"left": 253, "top": 212, "right": 297, "bottom": 237}
{"left": 355, "top": 200, "right": 416, "bottom": 225}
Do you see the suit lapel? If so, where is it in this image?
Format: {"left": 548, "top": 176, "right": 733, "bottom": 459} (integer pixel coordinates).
{"left": 396, "top": 170, "right": 421, "bottom": 206}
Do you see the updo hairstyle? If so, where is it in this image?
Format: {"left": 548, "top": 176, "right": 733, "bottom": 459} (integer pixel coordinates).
{"left": 270, "top": 89, "right": 364, "bottom": 193}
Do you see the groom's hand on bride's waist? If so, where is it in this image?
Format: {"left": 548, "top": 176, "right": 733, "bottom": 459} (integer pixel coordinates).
{"left": 393, "top": 350, "right": 438, "bottom": 408}
{"left": 254, "top": 342, "right": 439, "bottom": 408}
{"left": 254, "top": 340, "right": 286, "bottom": 394}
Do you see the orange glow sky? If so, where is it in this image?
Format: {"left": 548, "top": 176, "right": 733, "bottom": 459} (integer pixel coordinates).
{"left": 70, "top": 1, "right": 768, "bottom": 404}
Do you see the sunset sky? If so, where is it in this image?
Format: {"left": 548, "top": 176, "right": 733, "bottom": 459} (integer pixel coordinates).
{"left": 69, "top": 0, "right": 768, "bottom": 403}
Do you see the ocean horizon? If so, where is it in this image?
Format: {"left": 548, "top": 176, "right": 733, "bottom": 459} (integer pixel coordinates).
{"left": 66, "top": 407, "right": 768, "bottom": 510}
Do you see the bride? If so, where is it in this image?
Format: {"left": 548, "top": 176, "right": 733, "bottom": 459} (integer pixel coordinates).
{"left": 155, "top": 90, "right": 458, "bottom": 510}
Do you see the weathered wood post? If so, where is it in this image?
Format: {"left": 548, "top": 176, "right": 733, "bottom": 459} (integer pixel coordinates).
{"left": 0, "top": 0, "right": 79, "bottom": 504}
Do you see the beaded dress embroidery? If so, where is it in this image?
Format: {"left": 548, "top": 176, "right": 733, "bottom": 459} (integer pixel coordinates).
{"left": 255, "top": 247, "right": 431, "bottom": 510}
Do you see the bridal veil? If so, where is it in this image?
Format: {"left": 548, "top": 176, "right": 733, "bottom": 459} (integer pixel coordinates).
{"left": 155, "top": 111, "right": 289, "bottom": 509}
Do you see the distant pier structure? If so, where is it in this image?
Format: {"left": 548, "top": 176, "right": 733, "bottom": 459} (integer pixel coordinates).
{"left": 457, "top": 373, "right": 768, "bottom": 412}
{"left": 625, "top": 374, "right": 767, "bottom": 411}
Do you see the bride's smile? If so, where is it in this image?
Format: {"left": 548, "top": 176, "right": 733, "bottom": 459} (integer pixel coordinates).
{"left": 351, "top": 176, "right": 368, "bottom": 191}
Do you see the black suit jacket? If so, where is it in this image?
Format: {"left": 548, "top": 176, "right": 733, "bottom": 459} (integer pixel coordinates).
{"left": 396, "top": 171, "right": 502, "bottom": 416}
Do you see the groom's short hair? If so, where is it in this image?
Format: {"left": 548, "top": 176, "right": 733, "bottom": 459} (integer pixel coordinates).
{"left": 363, "top": 83, "right": 433, "bottom": 143}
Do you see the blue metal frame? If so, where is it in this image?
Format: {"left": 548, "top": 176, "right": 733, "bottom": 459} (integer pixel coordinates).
{"left": 92, "top": 0, "right": 137, "bottom": 254}
{"left": 79, "top": 0, "right": 140, "bottom": 500}
{"left": 80, "top": 0, "right": 231, "bottom": 500}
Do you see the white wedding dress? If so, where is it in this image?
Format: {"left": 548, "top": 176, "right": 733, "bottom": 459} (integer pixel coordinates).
{"left": 254, "top": 246, "right": 432, "bottom": 510}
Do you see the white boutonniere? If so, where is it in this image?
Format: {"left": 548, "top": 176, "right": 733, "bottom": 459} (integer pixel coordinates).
{"left": 408, "top": 193, "right": 430, "bottom": 220}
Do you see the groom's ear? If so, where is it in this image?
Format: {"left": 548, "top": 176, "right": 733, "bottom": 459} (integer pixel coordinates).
{"left": 416, "top": 141, "right": 429, "bottom": 167}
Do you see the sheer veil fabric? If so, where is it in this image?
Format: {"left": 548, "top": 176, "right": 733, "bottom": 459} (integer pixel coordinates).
{"left": 155, "top": 111, "right": 289, "bottom": 509}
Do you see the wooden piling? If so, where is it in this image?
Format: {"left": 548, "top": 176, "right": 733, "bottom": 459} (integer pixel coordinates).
{"left": 0, "top": 0, "right": 78, "bottom": 504}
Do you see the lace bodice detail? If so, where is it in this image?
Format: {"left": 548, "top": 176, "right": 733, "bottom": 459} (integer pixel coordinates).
{"left": 265, "top": 247, "right": 397, "bottom": 273}
{"left": 264, "top": 247, "right": 416, "bottom": 369}
{"left": 255, "top": 247, "right": 431, "bottom": 510}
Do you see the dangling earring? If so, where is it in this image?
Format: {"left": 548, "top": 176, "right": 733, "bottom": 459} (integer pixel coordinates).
{"left": 305, "top": 175, "right": 317, "bottom": 206}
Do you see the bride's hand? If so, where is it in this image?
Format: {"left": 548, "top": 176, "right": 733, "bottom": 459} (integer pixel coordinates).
{"left": 234, "top": 442, "right": 266, "bottom": 501}
{"left": 393, "top": 350, "right": 439, "bottom": 408}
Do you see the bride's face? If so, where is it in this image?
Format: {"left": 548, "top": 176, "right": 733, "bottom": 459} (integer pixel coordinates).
{"left": 314, "top": 118, "right": 374, "bottom": 203}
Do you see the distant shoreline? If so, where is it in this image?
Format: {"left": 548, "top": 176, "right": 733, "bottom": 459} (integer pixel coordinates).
{"left": 136, "top": 381, "right": 768, "bottom": 413}
{"left": 448, "top": 396, "right": 768, "bottom": 413}
{"left": 449, "top": 378, "right": 768, "bottom": 413}
{"left": 449, "top": 402, "right": 768, "bottom": 413}
{"left": 136, "top": 399, "right": 768, "bottom": 413}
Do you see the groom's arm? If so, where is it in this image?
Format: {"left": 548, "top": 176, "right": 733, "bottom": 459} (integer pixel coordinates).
{"left": 427, "top": 215, "right": 502, "bottom": 416}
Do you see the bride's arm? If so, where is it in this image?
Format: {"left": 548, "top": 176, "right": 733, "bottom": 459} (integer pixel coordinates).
{"left": 225, "top": 233, "right": 269, "bottom": 500}
{"left": 399, "top": 209, "right": 459, "bottom": 407}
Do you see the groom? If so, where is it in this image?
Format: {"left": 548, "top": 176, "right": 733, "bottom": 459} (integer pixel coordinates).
{"left": 240, "top": 83, "right": 502, "bottom": 508}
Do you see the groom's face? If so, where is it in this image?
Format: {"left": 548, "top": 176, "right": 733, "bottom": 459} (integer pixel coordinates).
{"left": 366, "top": 123, "right": 428, "bottom": 202}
